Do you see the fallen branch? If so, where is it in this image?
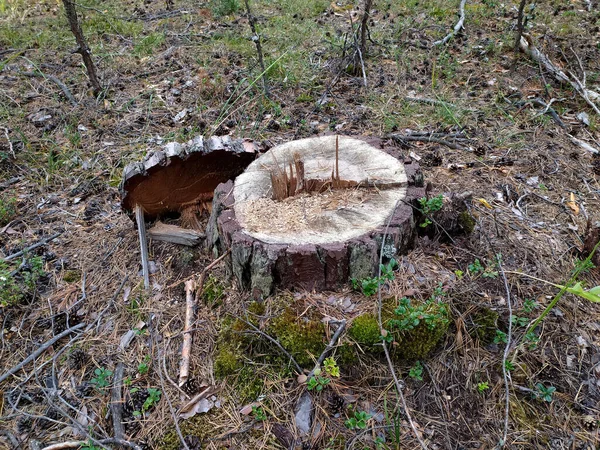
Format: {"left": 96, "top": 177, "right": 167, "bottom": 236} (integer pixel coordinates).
{"left": 19, "top": 71, "right": 77, "bottom": 106}
{"left": 178, "top": 251, "right": 232, "bottom": 388}
{"left": 433, "top": 0, "right": 466, "bottom": 46}
{"left": 179, "top": 279, "right": 196, "bottom": 388}
{"left": 109, "top": 363, "right": 125, "bottom": 442}
{"left": 40, "top": 438, "right": 142, "bottom": 450}
{"left": 569, "top": 135, "right": 599, "bottom": 154}
{"left": 2, "top": 232, "right": 62, "bottom": 262}
{"left": 519, "top": 34, "right": 600, "bottom": 116}
{"left": 2, "top": 127, "right": 15, "bottom": 158}
{"left": 307, "top": 320, "right": 346, "bottom": 378}
{"left": 389, "top": 133, "right": 470, "bottom": 151}
{"left": 0, "top": 323, "right": 85, "bottom": 383}
{"left": 377, "top": 202, "right": 429, "bottom": 450}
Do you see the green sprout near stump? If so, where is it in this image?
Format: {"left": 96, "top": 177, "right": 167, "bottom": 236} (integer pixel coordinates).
{"left": 345, "top": 410, "right": 372, "bottom": 430}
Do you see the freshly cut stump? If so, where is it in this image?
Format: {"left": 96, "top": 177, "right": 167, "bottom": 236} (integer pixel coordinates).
{"left": 207, "top": 135, "right": 424, "bottom": 296}
{"left": 120, "top": 135, "right": 258, "bottom": 220}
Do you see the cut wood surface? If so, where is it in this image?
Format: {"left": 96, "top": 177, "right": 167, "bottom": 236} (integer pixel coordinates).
{"left": 120, "top": 135, "right": 259, "bottom": 220}
{"left": 148, "top": 222, "right": 205, "bottom": 246}
{"left": 207, "top": 135, "right": 424, "bottom": 296}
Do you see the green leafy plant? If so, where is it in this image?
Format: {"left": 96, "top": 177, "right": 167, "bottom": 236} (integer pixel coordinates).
{"left": 351, "top": 259, "right": 397, "bottom": 296}
{"left": 409, "top": 361, "right": 424, "bottom": 381}
{"left": 493, "top": 330, "right": 508, "bottom": 344}
{"left": 307, "top": 368, "right": 330, "bottom": 392}
{"left": 138, "top": 355, "right": 150, "bottom": 375}
{"left": 522, "top": 298, "right": 538, "bottom": 313}
{"left": 418, "top": 195, "right": 444, "bottom": 227}
{"left": 133, "top": 388, "right": 162, "bottom": 416}
{"left": 323, "top": 357, "right": 340, "bottom": 377}
{"left": 252, "top": 405, "right": 267, "bottom": 421}
{"left": 0, "top": 255, "right": 45, "bottom": 307}
{"left": 389, "top": 297, "right": 449, "bottom": 332}
{"left": 90, "top": 367, "right": 113, "bottom": 391}
{"left": 468, "top": 259, "right": 484, "bottom": 274}
{"left": 345, "top": 410, "right": 373, "bottom": 430}
{"left": 510, "top": 316, "right": 529, "bottom": 328}
{"left": 477, "top": 381, "right": 489, "bottom": 393}
{"left": 534, "top": 383, "right": 556, "bottom": 402}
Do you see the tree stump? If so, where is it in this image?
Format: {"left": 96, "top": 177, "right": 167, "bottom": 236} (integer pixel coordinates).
{"left": 206, "top": 135, "right": 424, "bottom": 297}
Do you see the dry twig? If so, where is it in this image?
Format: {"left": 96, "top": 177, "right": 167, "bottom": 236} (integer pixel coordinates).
{"left": 307, "top": 320, "right": 346, "bottom": 378}
{"left": 0, "top": 323, "right": 85, "bottom": 383}
{"left": 519, "top": 35, "right": 600, "bottom": 116}
{"left": 433, "top": 0, "right": 466, "bottom": 46}
{"left": 2, "top": 232, "right": 62, "bottom": 262}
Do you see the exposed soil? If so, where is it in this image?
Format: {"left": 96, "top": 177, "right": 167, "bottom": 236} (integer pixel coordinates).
{"left": 1, "top": 1, "right": 600, "bottom": 449}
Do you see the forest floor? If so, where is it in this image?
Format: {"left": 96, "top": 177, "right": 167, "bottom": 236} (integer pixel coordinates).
{"left": 1, "top": 0, "right": 600, "bottom": 449}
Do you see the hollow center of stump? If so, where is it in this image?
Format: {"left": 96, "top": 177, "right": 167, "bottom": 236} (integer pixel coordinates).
{"left": 233, "top": 136, "right": 408, "bottom": 245}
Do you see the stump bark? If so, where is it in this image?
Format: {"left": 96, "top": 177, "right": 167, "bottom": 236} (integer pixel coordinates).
{"left": 207, "top": 135, "right": 424, "bottom": 297}
{"left": 120, "top": 135, "right": 258, "bottom": 220}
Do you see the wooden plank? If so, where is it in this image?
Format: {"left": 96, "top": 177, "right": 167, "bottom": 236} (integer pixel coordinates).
{"left": 148, "top": 222, "right": 205, "bottom": 246}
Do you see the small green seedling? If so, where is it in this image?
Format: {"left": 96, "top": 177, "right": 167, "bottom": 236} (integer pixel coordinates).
{"left": 409, "top": 361, "right": 424, "bottom": 381}
{"left": 352, "top": 259, "right": 397, "bottom": 296}
{"left": 418, "top": 195, "right": 444, "bottom": 227}
{"left": 345, "top": 410, "right": 373, "bottom": 430}
{"left": 307, "top": 368, "right": 331, "bottom": 392}
{"left": 510, "top": 316, "right": 529, "bottom": 328}
{"left": 323, "top": 357, "right": 340, "bottom": 377}
{"left": 477, "top": 381, "right": 489, "bottom": 393}
{"left": 534, "top": 383, "right": 556, "bottom": 402}
{"left": 138, "top": 355, "right": 151, "bottom": 375}
{"left": 493, "top": 330, "right": 508, "bottom": 344}
{"left": 134, "top": 388, "right": 162, "bottom": 416}
{"left": 522, "top": 298, "right": 538, "bottom": 313}
{"left": 90, "top": 367, "right": 113, "bottom": 390}
{"left": 252, "top": 405, "right": 267, "bottom": 421}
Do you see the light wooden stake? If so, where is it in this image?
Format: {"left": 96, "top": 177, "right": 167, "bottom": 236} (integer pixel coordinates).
{"left": 135, "top": 204, "right": 150, "bottom": 290}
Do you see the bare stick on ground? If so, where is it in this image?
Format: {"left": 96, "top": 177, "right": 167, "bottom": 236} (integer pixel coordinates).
{"left": 3, "top": 232, "right": 62, "bottom": 262}
{"left": 376, "top": 203, "right": 428, "bottom": 450}
{"left": 433, "top": 0, "right": 467, "bottom": 46}
{"left": 179, "top": 279, "right": 196, "bottom": 388}
{"left": 2, "top": 127, "right": 15, "bottom": 158}
{"left": 135, "top": 205, "right": 150, "bottom": 291}
{"left": 307, "top": 320, "right": 346, "bottom": 378}
{"left": 62, "top": 0, "right": 102, "bottom": 95}
{"left": 0, "top": 323, "right": 85, "bottom": 383}
{"left": 19, "top": 70, "right": 77, "bottom": 106}
{"left": 178, "top": 251, "right": 232, "bottom": 388}
{"left": 243, "top": 0, "right": 269, "bottom": 97}
{"left": 519, "top": 35, "right": 600, "bottom": 116}
{"left": 109, "top": 362, "right": 125, "bottom": 443}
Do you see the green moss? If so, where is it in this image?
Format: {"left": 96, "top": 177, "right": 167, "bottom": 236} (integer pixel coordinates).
{"left": 348, "top": 314, "right": 381, "bottom": 347}
{"left": 458, "top": 210, "right": 476, "bottom": 234}
{"left": 63, "top": 270, "right": 81, "bottom": 283}
{"left": 268, "top": 306, "right": 326, "bottom": 368}
{"left": 386, "top": 298, "right": 450, "bottom": 360}
{"left": 158, "top": 412, "right": 214, "bottom": 450}
{"left": 234, "top": 366, "right": 264, "bottom": 402}
{"left": 214, "top": 346, "right": 243, "bottom": 378}
{"left": 471, "top": 308, "right": 499, "bottom": 345}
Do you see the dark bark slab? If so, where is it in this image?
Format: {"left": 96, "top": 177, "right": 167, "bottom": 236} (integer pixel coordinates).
{"left": 120, "top": 136, "right": 258, "bottom": 220}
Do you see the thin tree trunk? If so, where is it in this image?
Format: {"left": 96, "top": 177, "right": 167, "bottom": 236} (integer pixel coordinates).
{"left": 62, "top": 0, "right": 102, "bottom": 95}
{"left": 360, "top": 0, "right": 374, "bottom": 56}
{"left": 243, "top": 0, "right": 270, "bottom": 98}
{"left": 512, "top": 0, "right": 527, "bottom": 66}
